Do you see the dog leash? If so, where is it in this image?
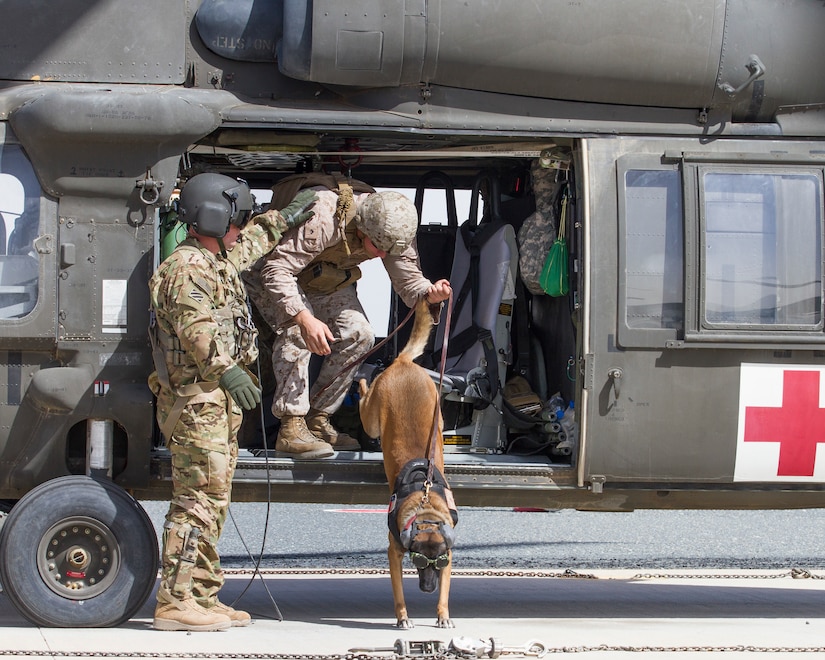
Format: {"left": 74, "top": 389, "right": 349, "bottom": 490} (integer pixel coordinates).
{"left": 425, "top": 289, "right": 453, "bottom": 488}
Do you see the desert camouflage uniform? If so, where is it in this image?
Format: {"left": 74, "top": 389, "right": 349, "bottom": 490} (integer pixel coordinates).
{"left": 518, "top": 159, "right": 564, "bottom": 295}
{"left": 246, "top": 187, "right": 431, "bottom": 418}
{"left": 148, "top": 210, "right": 286, "bottom": 607}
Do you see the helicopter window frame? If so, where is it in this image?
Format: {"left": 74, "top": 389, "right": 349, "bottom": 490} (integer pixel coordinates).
{"left": 681, "top": 162, "right": 825, "bottom": 345}
{"left": 616, "top": 154, "right": 685, "bottom": 349}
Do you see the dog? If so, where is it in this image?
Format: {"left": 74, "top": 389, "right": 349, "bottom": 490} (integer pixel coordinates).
{"left": 358, "top": 298, "right": 457, "bottom": 629}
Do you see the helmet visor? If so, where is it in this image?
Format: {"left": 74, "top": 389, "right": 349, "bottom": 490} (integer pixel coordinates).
{"left": 230, "top": 208, "right": 252, "bottom": 227}
{"left": 225, "top": 182, "right": 253, "bottom": 227}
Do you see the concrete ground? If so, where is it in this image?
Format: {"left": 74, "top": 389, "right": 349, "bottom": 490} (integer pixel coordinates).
{"left": 2, "top": 570, "right": 825, "bottom": 658}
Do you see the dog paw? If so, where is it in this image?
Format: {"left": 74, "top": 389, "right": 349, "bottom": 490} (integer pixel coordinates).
{"left": 396, "top": 618, "right": 414, "bottom": 630}
{"left": 436, "top": 617, "right": 455, "bottom": 628}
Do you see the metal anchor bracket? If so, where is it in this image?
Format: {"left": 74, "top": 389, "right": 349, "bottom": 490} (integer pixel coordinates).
{"left": 350, "top": 639, "right": 447, "bottom": 656}
{"left": 449, "top": 636, "right": 548, "bottom": 658}
{"left": 135, "top": 168, "right": 164, "bottom": 205}
{"left": 350, "top": 637, "right": 548, "bottom": 658}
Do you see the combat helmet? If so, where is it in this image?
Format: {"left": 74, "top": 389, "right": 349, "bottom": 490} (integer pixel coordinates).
{"left": 178, "top": 173, "right": 254, "bottom": 238}
{"left": 355, "top": 191, "right": 418, "bottom": 256}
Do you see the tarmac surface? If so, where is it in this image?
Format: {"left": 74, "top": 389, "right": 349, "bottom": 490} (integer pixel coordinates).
{"left": 2, "top": 569, "right": 825, "bottom": 658}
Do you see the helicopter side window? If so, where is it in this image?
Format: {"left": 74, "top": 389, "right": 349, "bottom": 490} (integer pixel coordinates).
{"left": 0, "top": 143, "right": 40, "bottom": 319}
{"left": 701, "top": 171, "right": 822, "bottom": 330}
{"left": 624, "top": 169, "right": 684, "bottom": 331}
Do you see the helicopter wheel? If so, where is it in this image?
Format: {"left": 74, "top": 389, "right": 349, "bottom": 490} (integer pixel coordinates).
{"left": 0, "top": 475, "right": 158, "bottom": 627}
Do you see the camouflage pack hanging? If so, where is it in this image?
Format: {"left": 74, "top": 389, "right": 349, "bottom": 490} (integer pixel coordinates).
{"left": 539, "top": 192, "right": 569, "bottom": 297}
{"left": 517, "top": 159, "right": 563, "bottom": 295}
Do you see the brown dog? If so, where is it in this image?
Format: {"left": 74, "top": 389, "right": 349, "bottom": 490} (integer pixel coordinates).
{"left": 358, "top": 298, "right": 457, "bottom": 629}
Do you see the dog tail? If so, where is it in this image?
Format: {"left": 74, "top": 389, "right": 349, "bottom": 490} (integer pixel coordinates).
{"left": 398, "top": 298, "right": 436, "bottom": 362}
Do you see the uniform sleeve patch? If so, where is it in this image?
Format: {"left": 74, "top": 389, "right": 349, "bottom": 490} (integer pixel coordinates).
{"left": 188, "top": 289, "right": 205, "bottom": 304}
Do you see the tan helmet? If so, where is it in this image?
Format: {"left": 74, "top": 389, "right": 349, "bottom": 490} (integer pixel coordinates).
{"left": 355, "top": 191, "right": 418, "bottom": 255}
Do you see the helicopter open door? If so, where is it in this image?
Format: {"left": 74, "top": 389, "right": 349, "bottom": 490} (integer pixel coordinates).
{"left": 0, "top": 127, "right": 48, "bottom": 324}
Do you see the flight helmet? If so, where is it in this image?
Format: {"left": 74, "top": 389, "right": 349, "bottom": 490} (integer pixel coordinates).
{"left": 178, "top": 173, "right": 254, "bottom": 238}
{"left": 355, "top": 191, "right": 418, "bottom": 256}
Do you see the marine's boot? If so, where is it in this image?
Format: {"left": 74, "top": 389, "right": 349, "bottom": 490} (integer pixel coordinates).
{"left": 275, "top": 415, "right": 335, "bottom": 458}
{"left": 306, "top": 409, "right": 362, "bottom": 451}
{"left": 208, "top": 600, "right": 252, "bottom": 627}
{"left": 153, "top": 588, "right": 232, "bottom": 632}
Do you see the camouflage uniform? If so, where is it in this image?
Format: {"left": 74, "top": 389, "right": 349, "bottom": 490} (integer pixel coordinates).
{"left": 149, "top": 210, "right": 286, "bottom": 608}
{"left": 247, "top": 186, "right": 431, "bottom": 419}
{"left": 518, "top": 159, "right": 563, "bottom": 295}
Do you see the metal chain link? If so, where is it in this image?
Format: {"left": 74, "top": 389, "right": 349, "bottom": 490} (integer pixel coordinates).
{"left": 541, "top": 646, "right": 825, "bottom": 654}
{"left": 222, "top": 566, "right": 825, "bottom": 581}
{"left": 221, "top": 568, "right": 597, "bottom": 579}
{"left": 0, "top": 653, "right": 377, "bottom": 660}
{"left": 630, "top": 567, "right": 825, "bottom": 581}
{"left": 5, "top": 645, "right": 825, "bottom": 658}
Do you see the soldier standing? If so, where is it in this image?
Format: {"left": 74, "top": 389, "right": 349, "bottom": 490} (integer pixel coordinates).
{"left": 246, "top": 174, "right": 452, "bottom": 459}
{"left": 149, "top": 174, "right": 316, "bottom": 631}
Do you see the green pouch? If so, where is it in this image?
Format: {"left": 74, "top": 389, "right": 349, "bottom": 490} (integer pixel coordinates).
{"left": 539, "top": 194, "right": 569, "bottom": 297}
{"left": 539, "top": 237, "right": 568, "bottom": 297}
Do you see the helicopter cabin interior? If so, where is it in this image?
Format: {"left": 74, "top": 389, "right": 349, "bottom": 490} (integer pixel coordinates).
{"left": 172, "top": 135, "right": 580, "bottom": 473}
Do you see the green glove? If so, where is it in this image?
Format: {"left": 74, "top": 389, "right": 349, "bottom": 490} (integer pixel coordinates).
{"left": 219, "top": 365, "right": 261, "bottom": 411}
{"left": 279, "top": 189, "right": 318, "bottom": 229}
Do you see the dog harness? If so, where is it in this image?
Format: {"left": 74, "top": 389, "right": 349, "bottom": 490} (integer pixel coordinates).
{"left": 387, "top": 459, "right": 458, "bottom": 549}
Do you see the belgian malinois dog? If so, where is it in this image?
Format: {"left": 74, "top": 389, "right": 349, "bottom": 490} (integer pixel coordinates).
{"left": 358, "top": 298, "right": 457, "bottom": 629}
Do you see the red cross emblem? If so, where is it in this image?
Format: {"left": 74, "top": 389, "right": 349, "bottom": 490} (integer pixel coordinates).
{"left": 743, "top": 370, "right": 825, "bottom": 477}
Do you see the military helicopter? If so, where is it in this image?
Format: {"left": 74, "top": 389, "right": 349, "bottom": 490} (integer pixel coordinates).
{"left": 0, "top": 0, "right": 824, "bottom": 628}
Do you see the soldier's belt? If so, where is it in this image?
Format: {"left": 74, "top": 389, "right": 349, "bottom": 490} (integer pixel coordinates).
{"left": 159, "top": 380, "right": 221, "bottom": 442}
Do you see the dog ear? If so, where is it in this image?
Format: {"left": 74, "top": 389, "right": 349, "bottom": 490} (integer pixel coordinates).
{"left": 358, "top": 378, "right": 369, "bottom": 398}
{"left": 440, "top": 521, "right": 456, "bottom": 549}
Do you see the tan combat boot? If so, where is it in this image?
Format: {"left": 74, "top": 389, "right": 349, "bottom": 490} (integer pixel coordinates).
{"left": 306, "top": 409, "right": 361, "bottom": 451}
{"left": 276, "top": 415, "right": 335, "bottom": 458}
{"left": 209, "top": 600, "right": 252, "bottom": 627}
{"left": 153, "top": 588, "right": 231, "bottom": 632}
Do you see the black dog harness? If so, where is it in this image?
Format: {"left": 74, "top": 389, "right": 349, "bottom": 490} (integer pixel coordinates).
{"left": 387, "top": 459, "right": 458, "bottom": 549}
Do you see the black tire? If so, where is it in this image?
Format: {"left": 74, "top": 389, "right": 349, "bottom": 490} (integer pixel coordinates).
{"left": 0, "top": 475, "right": 159, "bottom": 627}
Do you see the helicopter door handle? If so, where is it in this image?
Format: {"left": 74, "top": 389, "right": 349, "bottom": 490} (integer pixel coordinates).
{"left": 60, "top": 243, "right": 76, "bottom": 268}
{"left": 718, "top": 54, "right": 766, "bottom": 97}
{"left": 607, "top": 367, "right": 623, "bottom": 399}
